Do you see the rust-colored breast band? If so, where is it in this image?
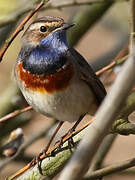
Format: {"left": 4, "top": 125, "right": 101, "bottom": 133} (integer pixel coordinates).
{"left": 17, "top": 61, "right": 74, "bottom": 93}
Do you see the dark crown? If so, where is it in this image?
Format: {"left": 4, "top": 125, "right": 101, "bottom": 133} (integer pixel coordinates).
{"left": 32, "top": 16, "right": 64, "bottom": 24}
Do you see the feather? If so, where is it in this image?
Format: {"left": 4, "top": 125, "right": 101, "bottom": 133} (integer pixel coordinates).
{"left": 68, "top": 48, "right": 106, "bottom": 105}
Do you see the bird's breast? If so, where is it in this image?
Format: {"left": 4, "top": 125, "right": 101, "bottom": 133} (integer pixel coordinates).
{"left": 16, "top": 61, "right": 74, "bottom": 93}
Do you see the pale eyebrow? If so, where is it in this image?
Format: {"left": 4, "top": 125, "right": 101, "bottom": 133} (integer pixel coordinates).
{"left": 29, "top": 23, "right": 46, "bottom": 31}
{"left": 29, "top": 21, "right": 63, "bottom": 31}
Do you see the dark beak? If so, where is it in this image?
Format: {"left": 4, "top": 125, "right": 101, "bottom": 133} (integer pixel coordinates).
{"left": 62, "top": 22, "right": 75, "bottom": 30}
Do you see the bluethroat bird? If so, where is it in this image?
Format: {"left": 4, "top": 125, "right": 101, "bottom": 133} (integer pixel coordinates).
{"left": 15, "top": 16, "right": 106, "bottom": 169}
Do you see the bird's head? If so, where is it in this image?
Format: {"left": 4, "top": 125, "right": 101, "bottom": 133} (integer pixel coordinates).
{"left": 22, "top": 16, "right": 75, "bottom": 48}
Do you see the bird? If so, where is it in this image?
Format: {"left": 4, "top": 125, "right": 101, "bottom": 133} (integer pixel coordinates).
{"left": 15, "top": 16, "right": 106, "bottom": 168}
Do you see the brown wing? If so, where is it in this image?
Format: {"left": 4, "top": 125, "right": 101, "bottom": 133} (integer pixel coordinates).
{"left": 68, "top": 48, "right": 106, "bottom": 105}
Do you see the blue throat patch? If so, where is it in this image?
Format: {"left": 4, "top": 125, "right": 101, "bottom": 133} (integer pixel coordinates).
{"left": 21, "top": 30, "right": 69, "bottom": 75}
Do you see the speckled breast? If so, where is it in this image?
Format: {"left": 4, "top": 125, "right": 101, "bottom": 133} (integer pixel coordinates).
{"left": 16, "top": 61, "right": 74, "bottom": 93}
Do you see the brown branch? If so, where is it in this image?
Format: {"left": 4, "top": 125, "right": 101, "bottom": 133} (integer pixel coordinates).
{"left": 96, "top": 61, "right": 116, "bottom": 76}
{"left": 96, "top": 45, "right": 128, "bottom": 76}
{"left": 0, "top": 0, "right": 49, "bottom": 62}
{"left": 9, "top": 119, "right": 94, "bottom": 180}
{"left": 89, "top": 134, "right": 116, "bottom": 171}
{"left": 84, "top": 157, "right": 135, "bottom": 179}
{"left": 0, "top": 106, "right": 32, "bottom": 123}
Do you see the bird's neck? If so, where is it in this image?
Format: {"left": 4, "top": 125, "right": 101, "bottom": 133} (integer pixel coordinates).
{"left": 19, "top": 31, "right": 70, "bottom": 75}
{"left": 40, "top": 30, "right": 69, "bottom": 52}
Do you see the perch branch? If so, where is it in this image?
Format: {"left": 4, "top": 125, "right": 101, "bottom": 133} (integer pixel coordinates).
{"left": 8, "top": 120, "right": 93, "bottom": 180}
{"left": 9, "top": 116, "right": 135, "bottom": 179}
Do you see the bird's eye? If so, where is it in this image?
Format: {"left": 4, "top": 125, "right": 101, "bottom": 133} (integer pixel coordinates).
{"left": 40, "top": 26, "right": 47, "bottom": 32}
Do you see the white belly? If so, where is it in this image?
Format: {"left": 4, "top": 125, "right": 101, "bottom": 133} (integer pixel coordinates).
{"left": 17, "top": 77, "right": 97, "bottom": 123}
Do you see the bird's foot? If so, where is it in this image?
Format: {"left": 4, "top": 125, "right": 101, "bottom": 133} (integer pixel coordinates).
{"left": 30, "top": 157, "right": 37, "bottom": 167}
{"left": 68, "top": 136, "right": 75, "bottom": 149}
{"left": 54, "top": 128, "right": 75, "bottom": 152}
{"left": 30, "top": 149, "right": 48, "bottom": 175}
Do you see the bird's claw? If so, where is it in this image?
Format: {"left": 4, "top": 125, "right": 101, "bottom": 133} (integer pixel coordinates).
{"left": 54, "top": 131, "right": 75, "bottom": 153}
{"left": 30, "top": 149, "right": 48, "bottom": 175}
{"left": 30, "top": 157, "right": 37, "bottom": 167}
{"left": 68, "top": 137, "right": 74, "bottom": 149}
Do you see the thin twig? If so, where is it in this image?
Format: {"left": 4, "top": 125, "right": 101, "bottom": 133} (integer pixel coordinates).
{"left": 96, "top": 46, "right": 128, "bottom": 76}
{"left": 96, "top": 55, "right": 128, "bottom": 75}
{"left": 84, "top": 157, "right": 135, "bottom": 179}
{"left": 0, "top": 106, "right": 32, "bottom": 123}
{"left": 96, "top": 61, "right": 116, "bottom": 75}
{"left": 89, "top": 134, "right": 116, "bottom": 171}
{"left": 0, "top": 0, "right": 49, "bottom": 62}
